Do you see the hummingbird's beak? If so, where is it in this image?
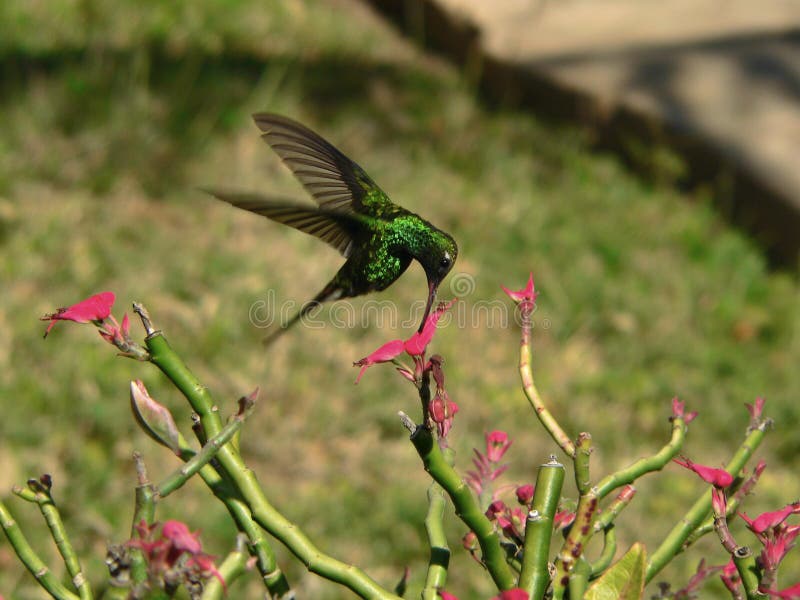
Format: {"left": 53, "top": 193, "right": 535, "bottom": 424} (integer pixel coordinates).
{"left": 420, "top": 279, "right": 438, "bottom": 333}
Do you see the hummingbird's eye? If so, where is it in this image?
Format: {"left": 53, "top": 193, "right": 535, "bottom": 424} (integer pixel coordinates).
{"left": 440, "top": 256, "right": 451, "bottom": 269}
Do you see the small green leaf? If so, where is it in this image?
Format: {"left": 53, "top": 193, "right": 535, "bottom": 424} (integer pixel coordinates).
{"left": 585, "top": 542, "right": 646, "bottom": 600}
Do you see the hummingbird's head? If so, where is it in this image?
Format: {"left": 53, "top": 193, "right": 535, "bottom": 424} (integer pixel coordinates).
{"left": 418, "top": 230, "right": 458, "bottom": 332}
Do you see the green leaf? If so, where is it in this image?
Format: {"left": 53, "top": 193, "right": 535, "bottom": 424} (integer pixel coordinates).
{"left": 585, "top": 543, "right": 646, "bottom": 600}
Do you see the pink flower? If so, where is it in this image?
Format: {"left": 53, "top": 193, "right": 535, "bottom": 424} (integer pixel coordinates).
{"left": 99, "top": 313, "right": 130, "bottom": 346}
{"left": 746, "top": 397, "right": 766, "bottom": 420}
{"left": 353, "top": 301, "right": 454, "bottom": 383}
{"left": 41, "top": 291, "right": 115, "bottom": 337}
{"left": 764, "top": 582, "right": 800, "bottom": 599}
{"left": 404, "top": 300, "right": 455, "bottom": 356}
{"left": 353, "top": 339, "right": 405, "bottom": 383}
{"left": 554, "top": 511, "right": 575, "bottom": 530}
{"left": 516, "top": 484, "right": 535, "bottom": 505}
{"left": 740, "top": 503, "right": 800, "bottom": 534}
{"left": 671, "top": 397, "right": 698, "bottom": 423}
{"left": 501, "top": 273, "right": 537, "bottom": 306}
{"left": 162, "top": 520, "right": 202, "bottom": 554}
{"left": 127, "top": 519, "right": 224, "bottom": 591}
{"left": 430, "top": 391, "right": 459, "bottom": 438}
{"left": 438, "top": 591, "right": 460, "bottom": 600}
{"left": 491, "top": 589, "right": 530, "bottom": 600}
{"left": 761, "top": 523, "right": 800, "bottom": 570}
{"left": 719, "top": 558, "right": 740, "bottom": 593}
{"left": 485, "top": 431, "right": 511, "bottom": 463}
{"left": 485, "top": 500, "right": 508, "bottom": 519}
{"left": 673, "top": 458, "right": 733, "bottom": 488}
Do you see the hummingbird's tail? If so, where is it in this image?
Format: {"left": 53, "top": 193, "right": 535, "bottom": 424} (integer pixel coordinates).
{"left": 261, "top": 300, "right": 320, "bottom": 347}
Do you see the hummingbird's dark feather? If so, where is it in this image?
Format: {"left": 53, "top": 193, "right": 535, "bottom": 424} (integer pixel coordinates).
{"left": 253, "top": 113, "right": 393, "bottom": 218}
{"left": 204, "top": 190, "right": 358, "bottom": 257}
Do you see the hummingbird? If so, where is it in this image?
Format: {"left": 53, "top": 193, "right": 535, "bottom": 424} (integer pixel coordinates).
{"left": 206, "top": 113, "right": 458, "bottom": 340}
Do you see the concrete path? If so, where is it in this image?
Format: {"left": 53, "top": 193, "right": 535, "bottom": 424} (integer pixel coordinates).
{"left": 366, "top": 0, "right": 800, "bottom": 264}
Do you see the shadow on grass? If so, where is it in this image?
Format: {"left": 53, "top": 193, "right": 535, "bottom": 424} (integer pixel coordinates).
{"left": 0, "top": 43, "right": 450, "bottom": 196}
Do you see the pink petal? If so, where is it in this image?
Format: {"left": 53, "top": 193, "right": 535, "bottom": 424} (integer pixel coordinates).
{"left": 42, "top": 291, "right": 115, "bottom": 337}
{"left": 764, "top": 583, "right": 800, "bottom": 599}
{"left": 404, "top": 300, "right": 455, "bottom": 356}
{"left": 161, "top": 520, "right": 202, "bottom": 553}
{"left": 353, "top": 339, "right": 404, "bottom": 383}
{"left": 740, "top": 503, "right": 800, "bottom": 534}
{"left": 673, "top": 458, "right": 733, "bottom": 488}
{"left": 516, "top": 484, "right": 535, "bottom": 505}
{"left": 501, "top": 273, "right": 537, "bottom": 304}
{"left": 485, "top": 430, "right": 511, "bottom": 462}
{"left": 492, "top": 590, "right": 530, "bottom": 600}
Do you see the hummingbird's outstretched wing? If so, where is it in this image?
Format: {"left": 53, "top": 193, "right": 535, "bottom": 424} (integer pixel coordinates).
{"left": 204, "top": 190, "right": 359, "bottom": 258}
{"left": 252, "top": 113, "right": 400, "bottom": 219}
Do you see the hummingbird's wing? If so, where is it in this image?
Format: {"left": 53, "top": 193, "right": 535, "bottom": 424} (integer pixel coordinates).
{"left": 252, "top": 113, "right": 399, "bottom": 219}
{"left": 204, "top": 190, "right": 359, "bottom": 258}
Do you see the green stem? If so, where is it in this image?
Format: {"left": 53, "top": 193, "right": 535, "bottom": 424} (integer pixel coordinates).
{"left": 421, "top": 481, "right": 450, "bottom": 600}
{"left": 129, "top": 478, "right": 157, "bottom": 587}
{"left": 552, "top": 490, "right": 599, "bottom": 598}
{"left": 0, "top": 498, "right": 80, "bottom": 600}
{"left": 200, "top": 535, "right": 250, "bottom": 600}
{"left": 173, "top": 433, "right": 291, "bottom": 597}
{"left": 156, "top": 396, "right": 254, "bottom": 498}
{"left": 144, "top": 331, "right": 397, "bottom": 599}
{"left": 573, "top": 434, "right": 592, "bottom": 495}
{"left": 17, "top": 480, "right": 93, "bottom": 600}
{"left": 732, "top": 547, "right": 760, "bottom": 600}
{"left": 645, "top": 424, "right": 767, "bottom": 583}
{"left": 595, "top": 415, "right": 685, "bottom": 500}
{"left": 519, "top": 458, "right": 565, "bottom": 600}
{"left": 409, "top": 425, "right": 516, "bottom": 591}
{"left": 567, "top": 557, "right": 591, "bottom": 600}
{"left": 593, "top": 485, "right": 635, "bottom": 532}
{"left": 588, "top": 526, "right": 616, "bottom": 578}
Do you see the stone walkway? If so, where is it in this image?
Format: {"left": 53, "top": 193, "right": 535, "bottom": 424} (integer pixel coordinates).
{"left": 365, "top": 0, "right": 800, "bottom": 264}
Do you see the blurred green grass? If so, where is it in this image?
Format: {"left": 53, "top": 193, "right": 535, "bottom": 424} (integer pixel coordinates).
{"left": 1, "top": 1, "right": 798, "bottom": 598}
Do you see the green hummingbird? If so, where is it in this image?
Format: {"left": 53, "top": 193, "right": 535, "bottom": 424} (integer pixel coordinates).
{"left": 206, "top": 113, "right": 458, "bottom": 339}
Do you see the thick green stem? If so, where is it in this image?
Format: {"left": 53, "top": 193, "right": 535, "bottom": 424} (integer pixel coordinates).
{"left": 645, "top": 424, "right": 767, "bottom": 583}
{"left": 421, "top": 481, "right": 450, "bottom": 600}
{"left": 144, "top": 331, "right": 397, "bottom": 599}
{"left": 409, "top": 425, "right": 516, "bottom": 591}
{"left": 519, "top": 458, "right": 565, "bottom": 600}
{"left": 0, "top": 499, "right": 80, "bottom": 600}
{"left": 732, "top": 547, "right": 761, "bottom": 600}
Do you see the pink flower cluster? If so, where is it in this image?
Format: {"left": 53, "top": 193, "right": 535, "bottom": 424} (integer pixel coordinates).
{"left": 41, "top": 291, "right": 140, "bottom": 355}
{"left": 354, "top": 300, "right": 458, "bottom": 438}
{"left": 127, "top": 520, "right": 224, "bottom": 592}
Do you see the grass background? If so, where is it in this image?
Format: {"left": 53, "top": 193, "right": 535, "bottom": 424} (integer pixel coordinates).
{"left": 1, "top": 1, "right": 798, "bottom": 598}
